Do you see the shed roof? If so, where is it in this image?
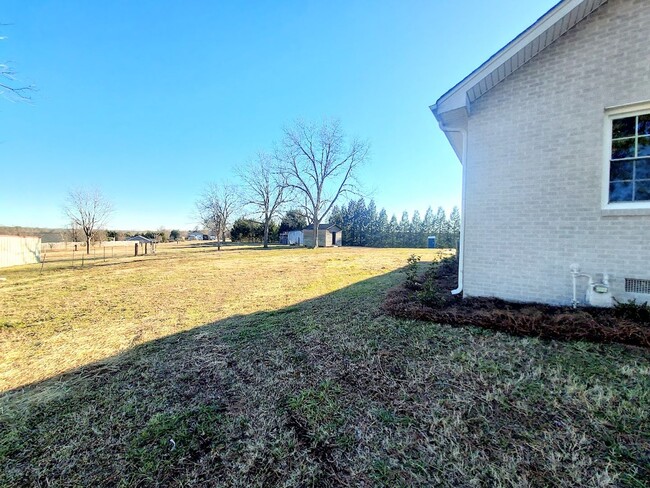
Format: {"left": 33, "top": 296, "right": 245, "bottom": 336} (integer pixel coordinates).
{"left": 431, "top": 0, "right": 607, "bottom": 158}
{"left": 303, "top": 223, "right": 341, "bottom": 231}
{"left": 126, "top": 235, "right": 155, "bottom": 243}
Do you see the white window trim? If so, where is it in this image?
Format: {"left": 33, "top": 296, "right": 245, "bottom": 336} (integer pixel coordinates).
{"left": 602, "top": 100, "right": 650, "bottom": 211}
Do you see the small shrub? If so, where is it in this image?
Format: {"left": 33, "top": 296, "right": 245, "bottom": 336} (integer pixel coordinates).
{"left": 613, "top": 298, "right": 650, "bottom": 324}
{"left": 404, "top": 254, "right": 421, "bottom": 289}
{"left": 417, "top": 262, "right": 444, "bottom": 307}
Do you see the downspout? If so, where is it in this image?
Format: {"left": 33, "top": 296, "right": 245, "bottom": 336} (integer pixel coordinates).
{"left": 438, "top": 123, "right": 467, "bottom": 296}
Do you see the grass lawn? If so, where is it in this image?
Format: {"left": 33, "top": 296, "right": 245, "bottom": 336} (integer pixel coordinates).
{"left": 1, "top": 244, "right": 648, "bottom": 486}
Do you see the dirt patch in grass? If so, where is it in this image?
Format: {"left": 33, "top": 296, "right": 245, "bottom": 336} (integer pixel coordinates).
{"left": 383, "top": 258, "right": 650, "bottom": 348}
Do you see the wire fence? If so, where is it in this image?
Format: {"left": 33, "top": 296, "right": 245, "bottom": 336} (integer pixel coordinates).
{"left": 38, "top": 241, "right": 160, "bottom": 272}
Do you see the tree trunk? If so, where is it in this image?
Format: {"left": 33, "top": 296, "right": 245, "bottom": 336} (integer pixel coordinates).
{"left": 263, "top": 219, "right": 269, "bottom": 249}
{"left": 86, "top": 236, "right": 90, "bottom": 255}
{"left": 312, "top": 217, "right": 320, "bottom": 249}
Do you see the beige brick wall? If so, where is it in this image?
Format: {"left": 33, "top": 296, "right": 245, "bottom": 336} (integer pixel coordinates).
{"left": 464, "top": 0, "right": 650, "bottom": 305}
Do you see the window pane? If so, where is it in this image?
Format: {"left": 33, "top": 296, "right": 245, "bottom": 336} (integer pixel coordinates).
{"left": 610, "top": 160, "right": 633, "bottom": 181}
{"left": 612, "top": 116, "right": 636, "bottom": 138}
{"left": 612, "top": 138, "right": 635, "bottom": 159}
{"left": 638, "top": 136, "right": 650, "bottom": 157}
{"left": 636, "top": 159, "right": 650, "bottom": 179}
{"left": 638, "top": 114, "right": 650, "bottom": 136}
{"left": 635, "top": 180, "right": 650, "bottom": 201}
{"left": 610, "top": 181, "right": 634, "bottom": 202}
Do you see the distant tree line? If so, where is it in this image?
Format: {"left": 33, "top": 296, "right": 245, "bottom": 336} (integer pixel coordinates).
{"left": 230, "top": 219, "right": 280, "bottom": 242}
{"left": 330, "top": 198, "right": 460, "bottom": 248}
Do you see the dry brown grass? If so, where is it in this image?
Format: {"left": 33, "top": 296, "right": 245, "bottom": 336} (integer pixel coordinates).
{"left": 0, "top": 246, "right": 648, "bottom": 487}
{"left": 0, "top": 243, "right": 450, "bottom": 391}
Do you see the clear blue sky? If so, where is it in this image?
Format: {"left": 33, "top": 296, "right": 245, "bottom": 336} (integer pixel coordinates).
{"left": 1, "top": 0, "right": 558, "bottom": 230}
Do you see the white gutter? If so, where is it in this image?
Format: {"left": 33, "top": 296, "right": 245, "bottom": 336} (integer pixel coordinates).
{"left": 438, "top": 123, "right": 467, "bottom": 295}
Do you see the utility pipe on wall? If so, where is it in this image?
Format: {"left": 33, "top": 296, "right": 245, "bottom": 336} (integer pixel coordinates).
{"left": 439, "top": 123, "right": 467, "bottom": 296}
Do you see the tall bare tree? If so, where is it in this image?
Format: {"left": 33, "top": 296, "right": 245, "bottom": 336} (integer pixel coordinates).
{"left": 65, "top": 221, "right": 80, "bottom": 244}
{"left": 64, "top": 188, "right": 113, "bottom": 254}
{"left": 277, "top": 119, "right": 369, "bottom": 248}
{"left": 237, "top": 152, "right": 291, "bottom": 248}
{"left": 1, "top": 26, "right": 34, "bottom": 101}
{"left": 196, "top": 183, "right": 241, "bottom": 251}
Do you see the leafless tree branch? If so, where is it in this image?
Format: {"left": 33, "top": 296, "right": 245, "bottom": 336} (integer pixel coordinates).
{"left": 1, "top": 26, "right": 35, "bottom": 101}
{"left": 196, "top": 182, "right": 242, "bottom": 250}
{"left": 277, "top": 119, "right": 369, "bottom": 247}
{"left": 63, "top": 188, "right": 113, "bottom": 254}
{"left": 236, "top": 152, "right": 292, "bottom": 248}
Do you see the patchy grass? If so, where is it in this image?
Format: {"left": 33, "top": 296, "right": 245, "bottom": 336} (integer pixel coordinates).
{"left": 1, "top": 246, "right": 649, "bottom": 486}
{"left": 1, "top": 243, "right": 446, "bottom": 391}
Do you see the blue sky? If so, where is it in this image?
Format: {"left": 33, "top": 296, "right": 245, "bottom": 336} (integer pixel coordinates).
{"left": 1, "top": 0, "right": 558, "bottom": 230}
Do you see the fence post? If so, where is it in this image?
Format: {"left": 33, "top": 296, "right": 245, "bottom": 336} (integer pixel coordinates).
{"left": 103, "top": 247, "right": 106, "bottom": 262}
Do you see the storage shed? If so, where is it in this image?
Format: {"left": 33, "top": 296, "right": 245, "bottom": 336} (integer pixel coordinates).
{"left": 126, "top": 235, "right": 156, "bottom": 255}
{"left": 279, "top": 230, "right": 304, "bottom": 246}
{"left": 302, "top": 224, "right": 342, "bottom": 248}
{"left": 0, "top": 235, "right": 41, "bottom": 268}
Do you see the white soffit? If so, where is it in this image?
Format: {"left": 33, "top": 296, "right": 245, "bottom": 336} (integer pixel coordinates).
{"left": 433, "top": 0, "right": 608, "bottom": 118}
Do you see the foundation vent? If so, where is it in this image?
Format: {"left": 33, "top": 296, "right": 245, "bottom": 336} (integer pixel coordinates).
{"left": 625, "top": 278, "right": 650, "bottom": 295}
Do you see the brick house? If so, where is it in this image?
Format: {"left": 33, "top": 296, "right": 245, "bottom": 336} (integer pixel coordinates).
{"left": 432, "top": 0, "right": 650, "bottom": 306}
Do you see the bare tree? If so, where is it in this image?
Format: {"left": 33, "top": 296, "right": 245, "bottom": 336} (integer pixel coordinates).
{"left": 64, "top": 188, "right": 113, "bottom": 254}
{"left": 196, "top": 183, "right": 241, "bottom": 251}
{"left": 1, "top": 26, "right": 34, "bottom": 101}
{"left": 277, "top": 119, "right": 369, "bottom": 248}
{"left": 65, "top": 221, "right": 81, "bottom": 244}
{"left": 237, "top": 152, "right": 291, "bottom": 248}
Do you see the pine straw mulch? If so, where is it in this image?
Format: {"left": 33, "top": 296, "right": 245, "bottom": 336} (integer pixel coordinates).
{"left": 383, "top": 258, "right": 650, "bottom": 349}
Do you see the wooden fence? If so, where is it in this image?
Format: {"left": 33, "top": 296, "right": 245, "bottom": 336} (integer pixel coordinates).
{"left": 0, "top": 235, "right": 42, "bottom": 268}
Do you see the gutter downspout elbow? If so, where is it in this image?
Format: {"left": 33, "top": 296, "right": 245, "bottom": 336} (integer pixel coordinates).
{"left": 438, "top": 123, "right": 467, "bottom": 296}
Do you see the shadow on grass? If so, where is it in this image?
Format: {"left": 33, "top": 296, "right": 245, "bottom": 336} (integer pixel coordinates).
{"left": 1, "top": 265, "right": 649, "bottom": 487}
{"left": 0, "top": 269, "right": 405, "bottom": 485}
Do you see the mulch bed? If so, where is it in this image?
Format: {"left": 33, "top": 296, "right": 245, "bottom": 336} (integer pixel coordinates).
{"left": 383, "top": 258, "right": 650, "bottom": 349}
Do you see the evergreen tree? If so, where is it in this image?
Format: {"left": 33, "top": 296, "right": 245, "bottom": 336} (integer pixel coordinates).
{"left": 366, "top": 199, "right": 378, "bottom": 247}
{"left": 388, "top": 214, "right": 398, "bottom": 247}
{"left": 411, "top": 210, "right": 423, "bottom": 247}
{"left": 448, "top": 206, "right": 461, "bottom": 249}
{"left": 423, "top": 206, "right": 435, "bottom": 237}
{"left": 432, "top": 207, "right": 448, "bottom": 247}
{"left": 399, "top": 211, "right": 410, "bottom": 247}
{"left": 376, "top": 208, "right": 389, "bottom": 247}
{"left": 279, "top": 209, "right": 307, "bottom": 232}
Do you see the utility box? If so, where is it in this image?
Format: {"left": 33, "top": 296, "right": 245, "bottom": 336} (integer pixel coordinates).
{"left": 427, "top": 236, "right": 436, "bottom": 248}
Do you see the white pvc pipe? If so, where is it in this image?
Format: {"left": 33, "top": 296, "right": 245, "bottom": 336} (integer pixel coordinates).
{"left": 439, "top": 124, "right": 467, "bottom": 296}
{"left": 570, "top": 267, "right": 592, "bottom": 308}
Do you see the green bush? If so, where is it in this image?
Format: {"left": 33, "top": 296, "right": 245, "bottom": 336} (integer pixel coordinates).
{"left": 417, "top": 262, "right": 444, "bottom": 307}
{"left": 404, "top": 254, "right": 421, "bottom": 289}
{"left": 613, "top": 298, "right": 650, "bottom": 324}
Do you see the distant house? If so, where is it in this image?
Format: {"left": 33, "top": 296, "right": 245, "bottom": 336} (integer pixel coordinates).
{"left": 303, "top": 224, "right": 342, "bottom": 248}
{"left": 187, "top": 232, "right": 203, "bottom": 241}
{"left": 431, "top": 0, "right": 650, "bottom": 306}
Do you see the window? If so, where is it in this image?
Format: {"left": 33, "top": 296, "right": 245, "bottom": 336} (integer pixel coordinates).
{"left": 603, "top": 102, "right": 650, "bottom": 210}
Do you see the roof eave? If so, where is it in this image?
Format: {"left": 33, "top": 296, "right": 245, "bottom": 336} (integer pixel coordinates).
{"left": 433, "top": 0, "right": 608, "bottom": 117}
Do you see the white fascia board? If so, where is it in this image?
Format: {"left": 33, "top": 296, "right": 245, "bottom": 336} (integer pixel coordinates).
{"left": 434, "top": 0, "right": 597, "bottom": 116}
